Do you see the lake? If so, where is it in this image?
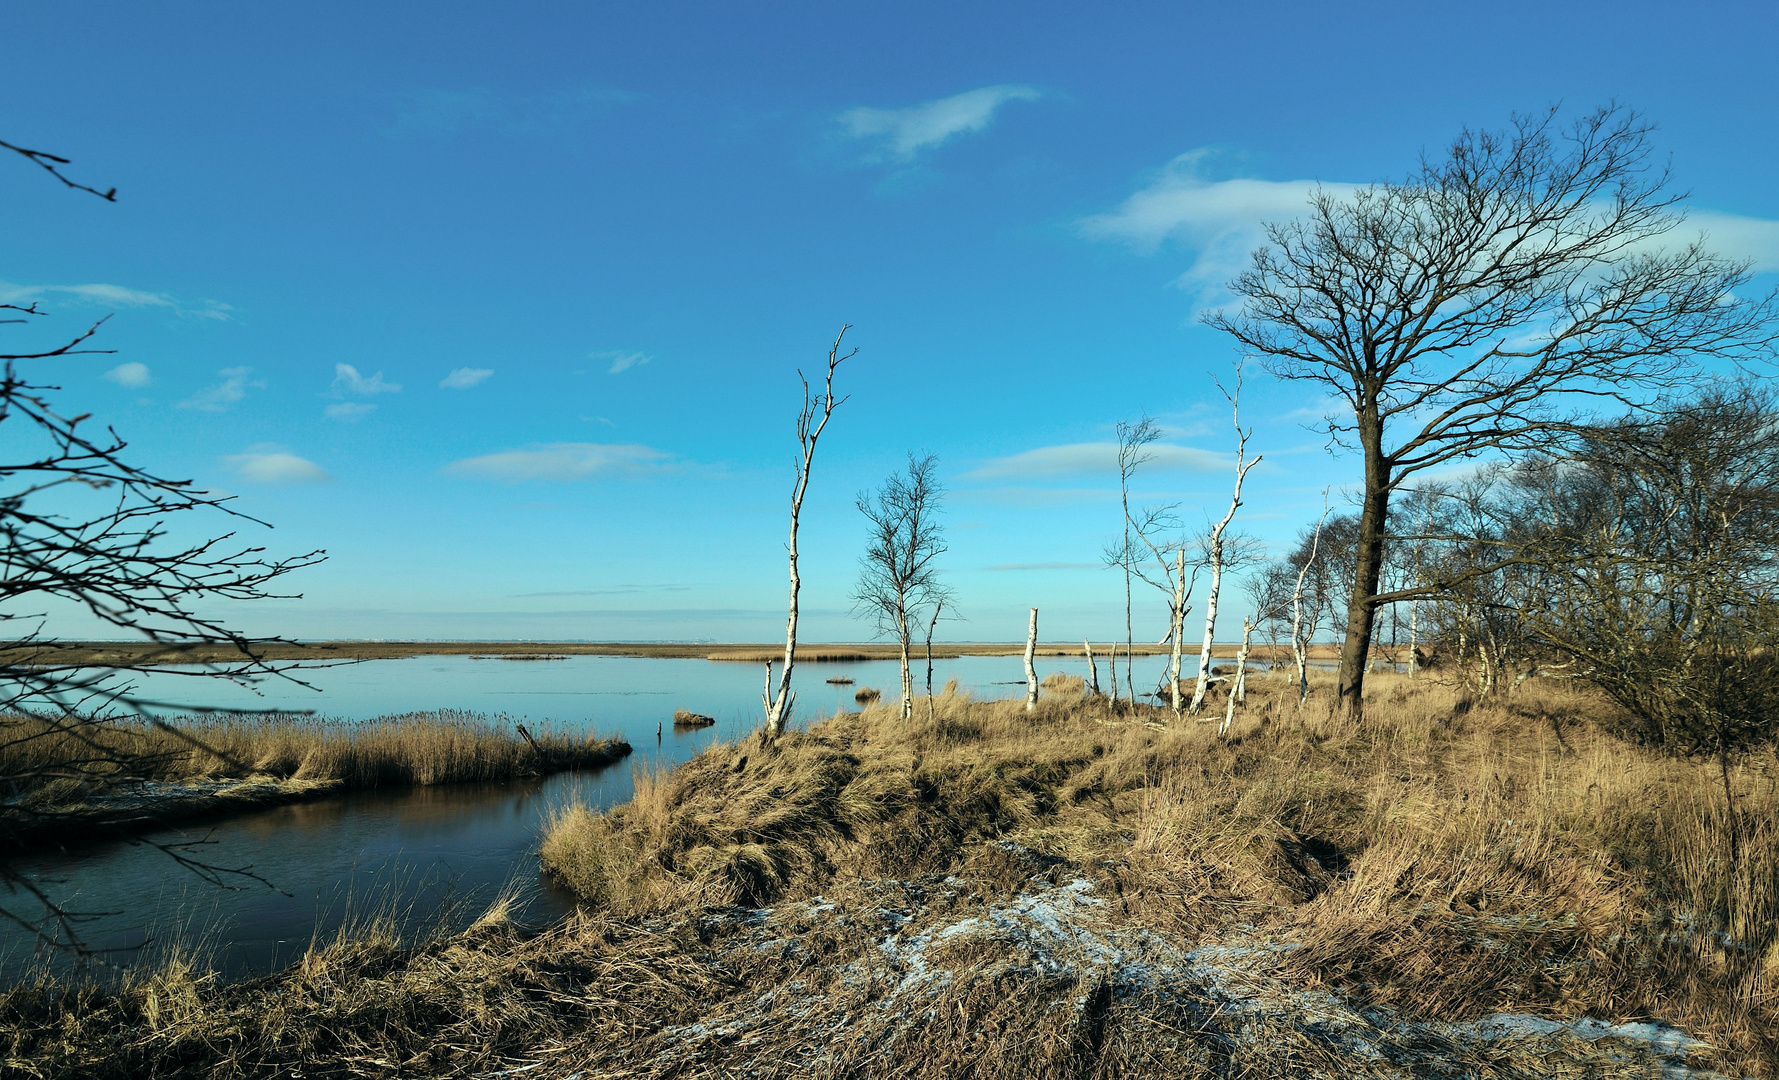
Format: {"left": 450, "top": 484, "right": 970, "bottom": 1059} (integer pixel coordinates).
{"left": 2, "top": 650, "right": 1190, "bottom": 980}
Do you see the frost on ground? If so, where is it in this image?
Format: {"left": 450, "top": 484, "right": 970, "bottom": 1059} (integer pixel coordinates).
{"left": 598, "top": 848, "right": 1728, "bottom": 1080}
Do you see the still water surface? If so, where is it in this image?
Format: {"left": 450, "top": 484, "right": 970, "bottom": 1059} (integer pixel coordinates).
{"left": 4, "top": 651, "right": 1187, "bottom": 979}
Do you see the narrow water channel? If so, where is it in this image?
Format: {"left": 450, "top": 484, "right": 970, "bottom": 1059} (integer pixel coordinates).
{"left": 6, "top": 651, "right": 1197, "bottom": 981}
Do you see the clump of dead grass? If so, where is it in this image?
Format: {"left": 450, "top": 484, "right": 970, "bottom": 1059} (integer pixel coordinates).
{"left": 16, "top": 673, "right": 1779, "bottom": 1076}
{"left": 1, "top": 712, "right": 630, "bottom": 851}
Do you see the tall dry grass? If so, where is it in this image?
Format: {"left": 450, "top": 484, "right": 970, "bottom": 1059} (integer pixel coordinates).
{"left": 10, "top": 675, "right": 1779, "bottom": 1076}
{"left": 1, "top": 711, "right": 630, "bottom": 852}
{"left": 538, "top": 673, "right": 1779, "bottom": 1073}
{"left": 1, "top": 710, "right": 627, "bottom": 794}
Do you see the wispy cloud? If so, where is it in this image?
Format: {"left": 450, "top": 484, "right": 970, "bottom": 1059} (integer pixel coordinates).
{"left": 1078, "top": 149, "right": 1358, "bottom": 306}
{"left": 224, "top": 444, "right": 330, "bottom": 485}
{"left": 325, "top": 401, "right": 378, "bottom": 421}
{"left": 839, "top": 85, "right": 1041, "bottom": 163}
{"left": 965, "top": 441, "right": 1227, "bottom": 481}
{"left": 390, "top": 86, "right": 639, "bottom": 137}
{"left": 0, "top": 280, "right": 233, "bottom": 320}
{"left": 594, "top": 350, "right": 651, "bottom": 375}
{"left": 440, "top": 367, "right": 493, "bottom": 389}
{"left": 444, "top": 442, "right": 676, "bottom": 482}
{"left": 104, "top": 361, "right": 150, "bottom": 388}
{"left": 179, "top": 366, "right": 262, "bottom": 412}
{"left": 331, "top": 363, "right": 401, "bottom": 396}
{"left": 1080, "top": 150, "right": 1779, "bottom": 308}
{"left": 1683, "top": 210, "right": 1779, "bottom": 274}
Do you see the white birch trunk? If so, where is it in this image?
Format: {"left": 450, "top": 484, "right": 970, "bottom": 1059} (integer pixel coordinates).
{"left": 1168, "top": 547, "right": 1187, "bottom": 716}
{"left": 925, "top": 602, "right": 942, "bottom": 723}
{"left": 897, "top": 610, "right": 913, "bottom": 720}
{"left": 1024, "top": 607, "right": 1039, "bottom": 713}
{"left": 1108, "top": 641, "right": 1120, "bottom": 707}
{"left": 1220, "top": 616, "right": 1255, "bottom": 737}
{"left": 764, "top": 327, "right": 853, "bottom": 738}
{"left": 1190, "top": 383, "right": 1260, "bottom": 715}
{"left": 1084, "top": 639, "right": 1100, "bottom": 696}
{"left": 1408, "top": 598, "right": 1419, "bottom": 677}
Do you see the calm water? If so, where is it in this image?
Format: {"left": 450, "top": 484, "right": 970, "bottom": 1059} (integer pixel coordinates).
{"left": 2, "top": 651, "right": 1188, "bottom": 980}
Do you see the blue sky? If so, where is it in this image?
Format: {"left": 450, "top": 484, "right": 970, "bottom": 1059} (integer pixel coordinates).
{"left": 4, "top": 1, "right": 1777, "bottom": 643}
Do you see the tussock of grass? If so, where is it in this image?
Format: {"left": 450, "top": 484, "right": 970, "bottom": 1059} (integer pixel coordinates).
{"left": 1, "top": 712, "right": 630, "bottom": 850}
{"left": 11, "top": 676, "right": 1779, "bottom": 1076}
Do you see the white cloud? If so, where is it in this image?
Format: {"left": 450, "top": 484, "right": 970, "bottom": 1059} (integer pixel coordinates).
{"left": 104, "top": 361, "right": 151, "bottom": 388}
{"left": 179, "top": 366, "right": 262, "bottom": 412}
{"left": 440, "top": 367, "right": 493, "bottom": 389}
{"left": 1080, "top": 151, "right": 1779, "bottom": 307}
{"left": 595, "top": 350, "right": 650, "bottom": 375}
{"left": 325, "top": 401, "right": 378, "bottom": 420}
{"left": 331, "top": 363, "right": 401, "bottom": 396}
{"left": 0, "top": 281, "right": 232, "bottom": 320}
{"left": 965, "top": 441, "right": 1227, "bottom": 482}
{"left": 223, "top": 444, "right": 331, "bottom": 485}
{"left": 839, "top": 85, "right": 1040, "bottom": 162}
{"left": 444, "top": 442, "right": 674, "bottom": 482}
{"left": 1682, "top": 210, "right": 1779, "bottom": 274}
{"left": 1078, "top": 149, "right": 1359, "bottom": 304}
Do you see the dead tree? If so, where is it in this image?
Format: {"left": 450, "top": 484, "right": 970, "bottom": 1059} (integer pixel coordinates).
{"left": 1, "top": 141, "right": 323, "bottom": 955}
{"left": 1219, "top": 616, "right": 1257, "bottom": 738}
{"left": 1112, "top": 419, "right": 1156, "bottom": 702}
{"left": 1188, "top": 374, "right": 1261, "bottom": 714}
{"left": 923, "top": 599, "right": 946, "bottom": 723}
{"left": 763, "top": 326, "right": 855, "bottom": 739}
{"left": 1023, "top": 607, "right": 1039, "bottom": 712}
{"left": 853, "top": 452, "right": 948, "bottom": 721}
{"left": 1083, "top": 639, "right": 1100, "bottom": 695}
{"left": 1291, "top": 496, "right": 1331, "bottom": 705}
{"left": 1207, "top": 105, "right": 1776, "bottom": 722}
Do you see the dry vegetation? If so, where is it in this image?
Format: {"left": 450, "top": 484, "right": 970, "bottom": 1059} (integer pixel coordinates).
{"left": 5, "top": 674, "right": 1776, "bottom": 1077}
{"left": 0, "top": 711, "right": 630, "bottom": 850}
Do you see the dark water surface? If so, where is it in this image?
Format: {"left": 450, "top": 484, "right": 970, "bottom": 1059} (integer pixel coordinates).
{"left": 3, "top": 651, "right": 1186, "bottom": 980}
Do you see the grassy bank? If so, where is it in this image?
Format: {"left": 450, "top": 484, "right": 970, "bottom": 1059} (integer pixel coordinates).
{"left": 1, "top": 711, "right": 630, "bottom": 850}
{"left": 6, "top": 675, "right": 1773, "bottom": 1077}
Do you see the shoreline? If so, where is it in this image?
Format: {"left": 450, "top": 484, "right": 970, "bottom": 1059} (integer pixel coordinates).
{"left": 1, "top": 640, "right": 1354, "bottom": 666}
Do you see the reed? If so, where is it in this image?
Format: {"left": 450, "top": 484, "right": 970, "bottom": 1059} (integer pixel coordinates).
{"left": 1, "top": 711, "right": 630, "bottom": 849}
{"left": 10, "top": 675, "right": 1779, "bottom": 1076}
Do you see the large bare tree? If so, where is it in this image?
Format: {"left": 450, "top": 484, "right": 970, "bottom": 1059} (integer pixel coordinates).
{"left": 1207, "top": 105, "right": 1776, "bottom": 722}
{"left": 762, "top": 327, "right": 854, "bottom": 739}
{"left": 853, "top": 452, "right": 948, "bottom": 720}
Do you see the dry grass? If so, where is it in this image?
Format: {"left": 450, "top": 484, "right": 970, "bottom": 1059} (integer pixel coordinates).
{"left": 9, "top": 676, "right": 1779, "bottom": 1076}
{"left": 1, "top": 712, "right": 630, "bottom": 849}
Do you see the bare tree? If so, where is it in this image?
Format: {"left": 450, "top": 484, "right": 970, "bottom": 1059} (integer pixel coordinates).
{"left": 1207, "top": 105, "right": 1776, "bottom": 722}
{"left": 1188, "top": 373, "right": 1261, "bottom": 714}
{"left": 2, "top": 140, "right": 323, "bottom": 955}
{"left": 1023, "top": 607, "right": 1039, "bottom": 713}
{"left": 763, "top": 327, "right": 855, "bottom": 739}
{"left": 853, "top": 452, "right": 948, "bottom": 721}
{"left": 1112, "top": 418, "right": 1158, "bottom": 702}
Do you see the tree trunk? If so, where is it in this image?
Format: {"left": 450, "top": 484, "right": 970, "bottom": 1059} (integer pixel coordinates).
{"left": 1188, "top": 539, "right": 1222, "bottom": 714}
{"left": 1084, "top": 639, "right": 1100, "bottom": 696}
{"left": 925, "top": 602, "right": 942, "bottom": 724}
{"left": 1024, "top": 607, "right": 1039, "bottom": 713}
{"left": 1168, "top": 547, "right": 1187, "bottom": 715}
{"left": 1335, "top": 408, "right": 1390, "bottom": 723}
{"left": 1408, "top": 598, "right": 1419, "bottom": 677}
{"left": 1220, "top": 616, "right": 1255, "bottom": 738}
{"left": 1107, "top": 642, "right": 1120, "bottom": 708}
{"left": 897, "top": 609, "right": 913, "bottom": 720}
